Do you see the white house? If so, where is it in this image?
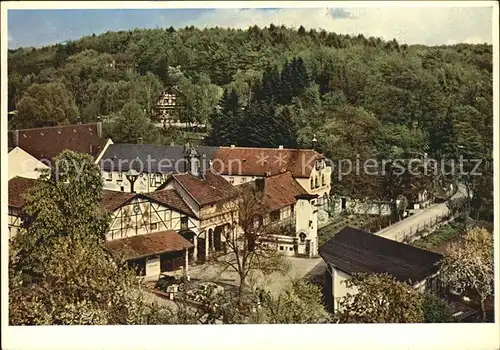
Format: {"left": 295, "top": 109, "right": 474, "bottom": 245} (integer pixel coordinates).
{"left": 8, "top": 147, "right": 50, "bottom": 180}
{"left": 319, "top": 226, "right": 443, "bottom": 312}
{"left": 238, "top": 171, "right": 320, "bottom": 258}
{"left": 98, "top": 143, "right": 219, "bottom": 193}
{"left": 212, "top": 145, "right": 332, "bottom": 212}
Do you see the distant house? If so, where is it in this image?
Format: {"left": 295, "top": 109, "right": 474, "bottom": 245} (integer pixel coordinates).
{"left": 157, "top": 153, "right": 241, "bottom": 263}
{"left": 153, "top": 86, "right": 182, "bottom": 123}
{"left": 7, "top": 122, "right": 112, "bottom": 165}
{"left": 98, "top": 144, "right": 219, "bottom": 193}
{"left": 319, "top": 226, "right": 443, "bottom": 312}
{"left": 211, "top": 145, "right": 332, "bottom": 211}
{"left": 237, "top": 171, "right": 319, "bottom": 257}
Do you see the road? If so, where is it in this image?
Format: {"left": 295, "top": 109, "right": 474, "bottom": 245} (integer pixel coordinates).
{"left": 376, "top": 184, "right": 466, "bottom": 242}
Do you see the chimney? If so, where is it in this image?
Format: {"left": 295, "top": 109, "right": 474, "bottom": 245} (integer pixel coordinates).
{"left": 189, "top": 148, "right": 200, "bottom": 177}
{"left": 255, "top": 178, "right": 265, "bottom": 193}
{"left": 97, "top": 122, "right": 103, "bottom": 138}
{"left": 13, "top": 130, "right": 19, "bottom": 147}
{"left": 200, "top": 154, "right": 208, "bottom": 177}
{"left": 278, "top": 145, "right": 284, "bottom": 149}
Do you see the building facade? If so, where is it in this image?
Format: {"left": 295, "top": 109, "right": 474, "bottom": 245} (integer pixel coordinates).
{"left": 319, "top": 226, "right": 443, "bottom": 312}
{"left": 8, "top": 147, "right": 50, "bottom": 180}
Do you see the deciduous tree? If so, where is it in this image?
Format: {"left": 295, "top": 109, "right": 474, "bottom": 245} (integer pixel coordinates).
{"left": 333, "top": 273, "right": 425, "bottom": 323}
{"left": 440, "top": 227, "right": 494, "bottom": 321}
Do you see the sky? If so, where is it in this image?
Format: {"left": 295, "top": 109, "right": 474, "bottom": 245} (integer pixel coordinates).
{"left": 7, "top": 6, "right": 494, "bottom": 49}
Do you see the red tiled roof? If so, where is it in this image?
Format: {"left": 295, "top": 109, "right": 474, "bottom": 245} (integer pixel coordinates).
{"left": 170, "top": 171, "right": 240, "bottom": 206}
{"left": 238, "top": 171, "right": 309, "bottom": 213}
{"left": 9, "top": 179, "right": 132, "bottom": 212}
{"left": 101, "top": 190, "right": 135, "bottom": 212}
{"left": 143, "top": 189, "right": 196, "bottom": 218}
{"left": 8, "top": 177, "right": 37, "bottom": 208}
{"left": 212, "top": 147, "right": 323, "bottom": 178}
{"left": 103, "top": 229, "right": 194, "bottom": 261}
{"left": 8, "top": 123, "right": 108, "bottom": 163}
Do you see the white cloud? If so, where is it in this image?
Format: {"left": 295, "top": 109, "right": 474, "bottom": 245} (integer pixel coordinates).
{"left": 183, "top": 7, "right": 492, "bottom": 45}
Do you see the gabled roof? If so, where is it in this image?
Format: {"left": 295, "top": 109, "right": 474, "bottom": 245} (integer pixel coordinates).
{"left": 101, "top": 190, "right": 135, "bottom": 212}
{"left": 8, "top": 177, "right": 38, "bottom": 208}
{"left": 319, "top": 226, "right": 443, "bottom": 284}
{"left": 99, "top": 144, "right": 219, "bottom": 173}
{"left": 212, "top": 146, "right": 324, "bottom": 178}
{"left": 142, "top": 189, "right": 196, "bottom": 218}
{"left": 162, "top": 170, "right": 240, "bottom": 207}
{"left": 8, "top": 123, "right": 108, "bottom": 163}
{"left": 237, "top": 171, "right": 309, "bottom": 213}
{"left": 103, "top": 229, "right": 194, "bottom": 261}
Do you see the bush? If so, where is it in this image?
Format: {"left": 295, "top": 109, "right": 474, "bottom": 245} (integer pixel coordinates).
{"left": 422, "top": 294, "right": 454, "bottom": 323}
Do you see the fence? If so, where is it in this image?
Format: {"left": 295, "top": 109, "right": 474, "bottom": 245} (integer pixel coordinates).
{"left": 398, "top": 213, "right": 456, "bottom": 243}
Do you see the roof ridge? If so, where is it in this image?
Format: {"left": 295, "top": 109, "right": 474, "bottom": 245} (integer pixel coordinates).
{"left": 13, "top": 122, "right": 100, "bottom": 132}
{"left": 220, "top": 146, "right": 316, "bottom": 151}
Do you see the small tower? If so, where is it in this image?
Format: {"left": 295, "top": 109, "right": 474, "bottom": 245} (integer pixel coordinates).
{"left": 294, "top": 193, "right": 319, "bottom": 258}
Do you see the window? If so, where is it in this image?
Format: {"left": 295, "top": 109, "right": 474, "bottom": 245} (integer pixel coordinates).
{"left": 270, "top": 210, "right": 280, "bottom": 222}
{"left": 310, "top": 178, "right": 314, "bottom": 189}
{"left": 120, "top": 186, "right": 124, "bottom": 192}
{"left": 106, "top": 172, "right": 112, "bottom": 181}
{"left": 321, "top": 174, "right": 325, "bottom": 186}
{"left": 180, "top": 216, "right": 189, "bottom": 230}
{"left": 155, "top": 173, "right": 163, "bottom": 185}
{"left": 229, "top": 177, "right": 235, "bottom": 184}
{"left": 241, "top": 177, "right": 247, "bottom": 183}
{"left": 315, "top": 176, "right": 319, "bottom": 188}
{"left": 291, "top": 204, "right": 295, "bottom": 215}
{"left": 279, "top": 246, "right": 284, "bottom": 251}
{"left": 289, "top": 247, "right": 293, "bottom": 251}
{"left": 117, "top": 172, "right": 123, "bottom": 182}
{"left": 150, "top": 222, "right": 158, "bottom": 231}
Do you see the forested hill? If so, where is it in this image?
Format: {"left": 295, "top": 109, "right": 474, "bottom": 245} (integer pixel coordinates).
{"left": 8, "top": 25, "right": 493, "bottom": 157}
{"left": 7, "top": 25, "right": 493, "bottom": 220}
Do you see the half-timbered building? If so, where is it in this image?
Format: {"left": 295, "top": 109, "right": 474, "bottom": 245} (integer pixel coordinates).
{"left": 157, "top": 165, "right": 241, "bottom": 262}
{"left": 7, "top": 177, "right": 200, "bottom": 277}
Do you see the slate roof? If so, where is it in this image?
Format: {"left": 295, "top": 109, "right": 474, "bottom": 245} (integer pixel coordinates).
{"left": 8, "top": 177, "right": 38, "bottom": 208}
{"left": 99, "top": 144, "right": 219, "bottom": 173}
{"left": 143, "top": 189, "right": 196, "bottom": 217}
{"left": 212, "top": 146, "right": 324, "bottom": 178}
{"left": 237, "top": 171, "right": 309, "bottom": 213}
{"left": 8, "top": 123, "right": 108, "bottom": 163}
{"left": 319, "top": 226, "right": 443, "bottom": 284}
{"left": 103, "top": 229, "right": 194, "bottom": 261}
{"left": 166, "top": 170, "right": 240, "bottom": 206}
